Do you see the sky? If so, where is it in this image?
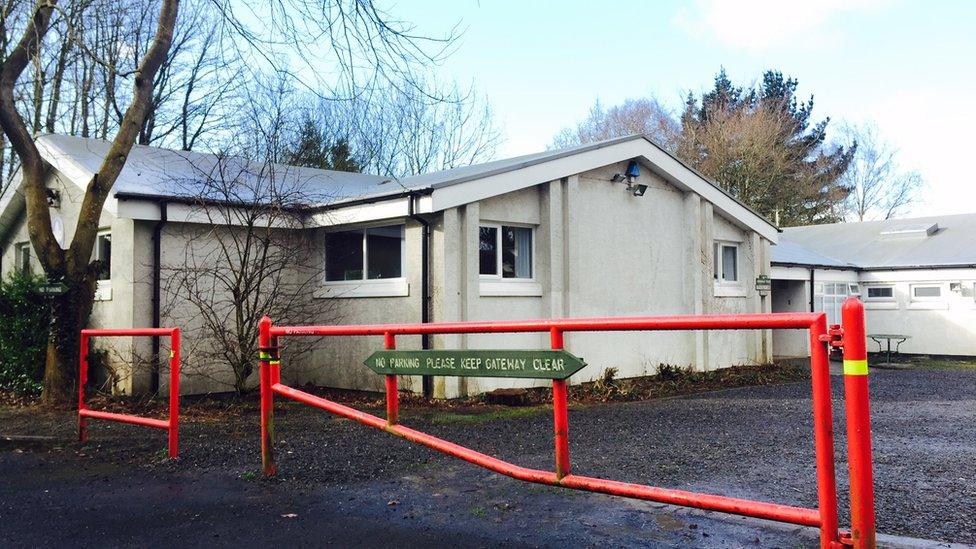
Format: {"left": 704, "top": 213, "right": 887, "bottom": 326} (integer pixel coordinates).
{"left": 391, "top": 0, "right": 976, "bottom": 218}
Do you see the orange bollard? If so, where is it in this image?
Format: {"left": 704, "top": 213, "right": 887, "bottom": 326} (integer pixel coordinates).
{"left": 384, "top": 332, "right": 398, "bottom": 425}
{"left": 168, "top": 328, "right": 181, "bottom": 459}
{"left": 259, "top": 316, "right": 276, "bottom": 477}
{"left": 550, "top": 328, "right": 571, "bottom": 479}
{"left": 841, "top": 297, "right": 876, "bottom": 548}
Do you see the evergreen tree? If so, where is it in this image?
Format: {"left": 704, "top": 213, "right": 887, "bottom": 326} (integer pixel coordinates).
{"left": 285, "top": 114, "right": 362, "bottom": 172}
{"left": 678, "top": 68, "right": 854, "bottom": 226}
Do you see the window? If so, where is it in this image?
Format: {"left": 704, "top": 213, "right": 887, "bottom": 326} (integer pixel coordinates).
{"left": 14, "top": 242, "right": 31, "bottom": 273}
{"left": 479, "top": 224, "right": 533, "bottom": 279}
{"left": 713, "top": 242, "right": 738, "bottom": 283}
{"left": 94, "top": 232, "right": 111, "bottom": 281}
{"left": 865, "top": 285, "right": 894, "bottom": 300}
{"left": 325, "top": 225, "right": 404, "bottom": 282}
{"left": 911, "top": 284, "right": 942, "bottom": 301}
{"left": 815, "top": 282, "right": 854, "bottom": 325}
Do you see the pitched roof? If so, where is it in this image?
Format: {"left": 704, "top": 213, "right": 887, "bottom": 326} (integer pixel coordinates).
{"left": 0, "top": 133, "right": 780, "bottom": 241}
{"left": 772, "top": 213, "right": 976, "bottom": 269}
{"left": 35, "top": 134, "right": 394, "bottom": 205}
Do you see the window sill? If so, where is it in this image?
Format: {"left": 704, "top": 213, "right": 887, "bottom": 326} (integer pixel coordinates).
{"left": 713, "top": 283, "right": 747, "bottom": 298}
{"left": 864, "top": 301, "right": 898, "bottom": 310}
{"left": 907, "top": 301, "right": 948, "bottom": 310}
{"left": 480, "top": 279, "right": 542, "bottom": 297}
{"left": 94, "top": 281, "right": 112, "bottom": 301}
{"left": 315, "top": 279, "right": 409, "bottom": 299}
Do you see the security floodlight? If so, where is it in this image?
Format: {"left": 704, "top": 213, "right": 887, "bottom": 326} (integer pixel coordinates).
{"left": 625, "top": 160, "right": 640, "bottom": 180}
{"left": 632, "top": 184, "right": 648, "bottom": 197}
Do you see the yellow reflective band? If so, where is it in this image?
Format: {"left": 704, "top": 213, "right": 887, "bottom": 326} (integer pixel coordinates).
{"left": 169, "top": 350, "right": 175, "bottom": 358}
{"left": 259, "top": 352, "right": 271, "bottom": 360}
{"left": 844, "top": 359, "right": 869, "bottom": 376}
{"left": 269, "top": 360, "right": 280, "bottom": 366}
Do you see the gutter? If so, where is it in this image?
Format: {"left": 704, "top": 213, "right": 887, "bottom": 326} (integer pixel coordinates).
{"left": 408, "top": 192, "right": 433, "bottom": 399}
{"left": 771, "top": 261, "right": 859, "bottom": 271}
{"left": 150, "top": 201, "right": 168, "bottom": 394}
{"left": 771, "top": 261, "right": 976, "bottom": 272}
{"left": 115, "top": 187, "right": 434, "bottom": 215}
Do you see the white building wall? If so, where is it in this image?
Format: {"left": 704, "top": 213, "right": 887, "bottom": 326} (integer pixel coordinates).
{"left": 430, "top": 161, "right": 771, "bottom": 398}
{"left": 860, "top": 268, "right": 976, "bottom": 356}
{"left": 771, "top": 265, "right": 976, "bottom": 358}
{"left": 2, "top": 161, "right": 773, "bottom": 397}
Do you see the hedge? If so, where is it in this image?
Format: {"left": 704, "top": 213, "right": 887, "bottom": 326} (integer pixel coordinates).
{"left": 0, "top": 271, "right": 52, "bottom": 397}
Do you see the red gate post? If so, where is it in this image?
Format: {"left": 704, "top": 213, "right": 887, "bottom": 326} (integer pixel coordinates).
{"left": 168, "top": 328, "right": 181, "bottom": 459}
{"left": 550, "top": 328, "right": 571, "bottom": 479}
{"left": 809, "top": 314, "right": 841, "bottom": 548}
{"left": 78, "top": 332, "right": 90, "bottom": 443}
{"left": 384, "top": 332, "right": 398, "bottom": 425}
{"left": 259, "top": 316, "right": 276, "bottom": 477}
{"left": 841, "top": 297, "right": 876, "bottom": 548}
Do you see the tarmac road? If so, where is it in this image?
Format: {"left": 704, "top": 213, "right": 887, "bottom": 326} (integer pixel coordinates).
{"left": 1, "top": 367, "right": 974, "bottom": 547}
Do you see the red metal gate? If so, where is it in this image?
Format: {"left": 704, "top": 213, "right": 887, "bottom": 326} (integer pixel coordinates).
{"left": 259, "top": 299, "right": 875, "bottom": 549}
{"left": 78, "top": 328, "right": 181, "bottom": 459}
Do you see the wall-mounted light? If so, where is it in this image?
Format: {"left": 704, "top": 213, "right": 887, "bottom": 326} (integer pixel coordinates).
{"left": 611, "top": 160, "right": 645, "bottom": 197}
{"left": 625, "top": 160, "right": 640, "bottom": 181}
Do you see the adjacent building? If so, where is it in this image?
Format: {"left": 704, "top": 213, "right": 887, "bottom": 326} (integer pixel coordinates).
{"left": 771, "top": 214, "right": 976, "bottom": 358}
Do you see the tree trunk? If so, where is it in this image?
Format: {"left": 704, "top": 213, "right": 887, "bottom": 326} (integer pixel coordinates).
{"left": 41, "top": 274, "right": 96, "bottom": 406}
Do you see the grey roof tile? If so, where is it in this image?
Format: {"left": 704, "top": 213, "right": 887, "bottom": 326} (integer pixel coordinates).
{"left": 772, "top": 214, "right": 976, "bottom": 269}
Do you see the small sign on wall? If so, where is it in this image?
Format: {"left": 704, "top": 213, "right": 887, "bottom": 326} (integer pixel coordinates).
{"left": 755, "top": 274, "right": 772, "bottom": 295}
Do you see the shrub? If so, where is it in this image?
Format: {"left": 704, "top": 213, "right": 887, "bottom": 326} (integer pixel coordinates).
{"left": 0, "top": 271, "right": 52, "bottom": 397}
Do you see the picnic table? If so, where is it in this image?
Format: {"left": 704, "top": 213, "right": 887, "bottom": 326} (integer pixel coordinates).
{"left": 867, "top": 333, "right": 910, "bottom": 364}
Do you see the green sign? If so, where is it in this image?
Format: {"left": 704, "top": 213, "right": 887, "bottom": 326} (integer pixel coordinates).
{"left": 755, "top": 274, "right": 772, "bottom": 294}
{"left": 363, "top": 349, "right": 587, "bottom": 380}
{"left": 37, "top": 282, "right": 68, "bottom": 296}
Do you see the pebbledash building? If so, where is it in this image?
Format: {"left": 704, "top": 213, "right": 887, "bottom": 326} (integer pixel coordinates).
{"left": 0, "top": 134, "right": 779, "bottom": 398}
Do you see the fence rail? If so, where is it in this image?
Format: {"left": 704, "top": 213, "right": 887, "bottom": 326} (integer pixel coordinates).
{"left": 257, "top": 304, "right": 877, "bottom": 548}
{"left": 78, "top": 327, "right": 181, "bottom": 459}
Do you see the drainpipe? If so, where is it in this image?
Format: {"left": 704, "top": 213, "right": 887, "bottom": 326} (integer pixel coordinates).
{"left": 150, "top": 201, "right": 168, "bottom": 395}
{"left": 408, "top": 192, "right": 433, "bottom": 399}
{"left": 809, "top": 268, "right": 815, "bottom": 313}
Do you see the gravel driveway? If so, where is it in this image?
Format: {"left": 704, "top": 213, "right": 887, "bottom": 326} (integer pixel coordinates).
{"left": 1, "top": 367, "right": 974, "bottom": 546}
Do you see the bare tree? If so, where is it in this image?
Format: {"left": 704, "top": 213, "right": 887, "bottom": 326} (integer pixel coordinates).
{"left": 840, "top": 122, "right": 924, "bottom": 221}
{"left": 161, "top": 152, "right": 329, "bottom": 395}
{"left": 551, "top": 97, "right": 679, "bottom": 150}
{"left": 1, "top": 0, "right": 472, "bottom": 403}
{"left": 229, "top": 75, "right": 501, "bottom": 178}
{"left": 0, "top": 0, "right": 180, "bottom": 403}
{"left": 351, "top": 81, "right": 500, "bottom": 176}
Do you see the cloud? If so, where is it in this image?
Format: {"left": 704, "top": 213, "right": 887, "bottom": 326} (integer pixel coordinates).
{"left": 675, "top": 0, "right": 891, "bottom": 51}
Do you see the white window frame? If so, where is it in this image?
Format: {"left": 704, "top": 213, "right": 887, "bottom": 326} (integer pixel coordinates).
{"left": 93, "top": 230, "right": 112, "bottom": 301}
{"left": 319, "top": 223, "right": 408, "bottom": 299}
{"left": 814, "top": 281, "right": 853, "bottom": 325}
{"left": 14, "top": 241, "right": 31, "bottom": 273}
{"left": 910, "top": 283, "right": 944, "bottom": 302}
{"left": 864, "top": 284, "right": 895, "bottom": 302}
{"left": 713, "top": 240, "right": 745, "bottom": 297}
{"left": 478, "top": 223, "right": 541, "bottom": 297}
